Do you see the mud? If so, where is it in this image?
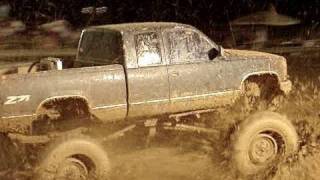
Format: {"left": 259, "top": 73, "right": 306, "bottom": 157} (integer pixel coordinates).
{"left": 110, "top": 147, "right": 216, "bottom": 180}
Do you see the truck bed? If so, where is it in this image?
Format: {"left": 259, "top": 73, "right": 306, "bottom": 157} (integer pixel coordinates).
{"left": 0, "top": 64, "right": 128, "bottom": 125}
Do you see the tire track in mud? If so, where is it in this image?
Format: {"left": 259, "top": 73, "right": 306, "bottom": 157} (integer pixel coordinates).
{"left": 109, "top": 147, "right": 237, "bottom": 180}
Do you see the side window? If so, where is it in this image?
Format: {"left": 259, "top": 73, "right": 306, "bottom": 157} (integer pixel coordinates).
{"left": 135, "top": 32, "right": 162, "bottom": 67}
{"left": 166, "top": 30, "right": 212, "bottom": 64}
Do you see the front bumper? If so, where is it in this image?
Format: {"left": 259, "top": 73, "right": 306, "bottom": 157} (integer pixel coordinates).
{"left": 280, "top": 80, "right": 292, "bottom": 95}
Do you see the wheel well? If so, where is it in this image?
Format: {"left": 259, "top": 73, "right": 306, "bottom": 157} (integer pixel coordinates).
{"left": 33, "top": 97, "right": 91, "bottom": 134}
{"left": 242, "top": 74, "right": 282, "bottom": 97}
{"left": 36, "top": 97, "right": 91, "bottom": 120}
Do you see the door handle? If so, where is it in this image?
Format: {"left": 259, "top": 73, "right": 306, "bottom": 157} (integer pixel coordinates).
{"left": 171, "top": 71, "right": 179, "bottom": 77}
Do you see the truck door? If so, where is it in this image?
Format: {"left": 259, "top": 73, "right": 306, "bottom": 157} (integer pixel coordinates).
{"left": 126, "top": 31, "right": 170, "bottom": 118}
{"left": 163, "top": 28, "right": 226, "bottom": 113}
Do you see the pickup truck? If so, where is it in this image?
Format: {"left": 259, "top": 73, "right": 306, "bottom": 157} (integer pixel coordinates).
{"left": 0, "top": 22, "right": 298, "bottom": 179}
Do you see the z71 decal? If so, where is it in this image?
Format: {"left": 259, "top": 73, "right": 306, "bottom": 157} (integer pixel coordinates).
{"left": 4, "top": 95, "right": 31, "bottom": 105}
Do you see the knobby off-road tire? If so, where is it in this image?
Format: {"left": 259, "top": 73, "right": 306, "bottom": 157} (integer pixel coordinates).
{"left": 36, "top": 137, "right": 110, "bottom": 180}
{"left": 232, "top": 111, "right": 298, "bottom": 176}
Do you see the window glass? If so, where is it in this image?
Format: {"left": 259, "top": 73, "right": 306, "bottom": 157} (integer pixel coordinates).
{"left": 77, "top": 30, "right": 123, "bottom": 66}
{"left": 200, "top": 36, "right": 212, "bottom": 51}
{"left": 166, "top": 30, "right": 212, "bottom": 64}
{"left": 135, "top": 32, "right": 162, "bottom": 66}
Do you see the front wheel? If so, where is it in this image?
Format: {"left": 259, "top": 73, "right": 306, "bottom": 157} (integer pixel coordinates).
{"left": 231, "top": 111, "right": 298, "bottom": 175}
{"left": 36, "top": 137, "right": 110, "bottom": 180}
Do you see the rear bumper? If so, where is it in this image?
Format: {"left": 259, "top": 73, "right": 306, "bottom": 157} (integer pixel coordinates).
{"left": 280, "top": 80, "right": 292, "bottom": 95}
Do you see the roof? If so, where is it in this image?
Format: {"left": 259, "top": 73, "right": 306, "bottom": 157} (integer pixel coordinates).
{"left": 88, "top": 22, "right": 192, "bottom": 32}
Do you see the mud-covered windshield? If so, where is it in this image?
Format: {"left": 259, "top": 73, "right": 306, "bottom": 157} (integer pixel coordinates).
{"left": 76, "top": 30, "right": 124, "bottom": 66}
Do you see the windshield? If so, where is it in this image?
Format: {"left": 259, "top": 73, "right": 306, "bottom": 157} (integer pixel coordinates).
{"left": 76, "top": 29, "right": 124, "bottom": 66}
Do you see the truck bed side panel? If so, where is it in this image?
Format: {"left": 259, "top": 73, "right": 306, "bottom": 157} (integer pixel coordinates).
{"left": 0, "top": 65, "right": 127, "bottom": 125}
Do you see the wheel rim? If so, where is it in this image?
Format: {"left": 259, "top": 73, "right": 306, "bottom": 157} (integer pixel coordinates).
{"left": 249, "top": 133, "right": 279, "bottom": 165}
{"left": 56, "top": 157, "right": 89, "bottom": 180}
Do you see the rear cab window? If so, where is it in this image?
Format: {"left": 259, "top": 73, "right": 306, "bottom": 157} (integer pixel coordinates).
{"left": 76, "top": 29, "right": 124, "bottom": 67}
{"left": 134, "top": 32, "right": 163, "bottom": 67}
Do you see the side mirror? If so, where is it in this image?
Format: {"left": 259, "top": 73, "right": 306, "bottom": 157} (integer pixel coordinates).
{"left": 208, "top": 46, "right": 224, "bottom": 60}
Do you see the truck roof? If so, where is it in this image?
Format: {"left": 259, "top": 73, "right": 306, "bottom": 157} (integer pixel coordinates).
{"left": 87, "top": 22, "right": 193, "bottom": 32}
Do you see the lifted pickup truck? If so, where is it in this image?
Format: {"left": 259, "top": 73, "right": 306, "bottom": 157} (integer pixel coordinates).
{"left": 0, "top": 22, "right": 297, "bottom": 179}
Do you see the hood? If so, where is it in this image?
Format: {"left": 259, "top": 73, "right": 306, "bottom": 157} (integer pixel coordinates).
{"left": 223, "top": 49, "right": 288, "bottom": 81}
{"left": 223, "top": 49, "right": 284, "bottom": 61}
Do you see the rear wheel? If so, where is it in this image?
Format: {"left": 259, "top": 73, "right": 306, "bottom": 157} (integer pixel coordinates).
{"left": 36, "top": 137, "right": 110, "bottom": 180}
{"left": 231, "top": 111, "right": 298, "bottom": 175}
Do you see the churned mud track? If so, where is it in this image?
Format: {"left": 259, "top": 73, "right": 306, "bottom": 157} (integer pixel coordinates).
{"left": 108, "top": 145, "right": 320, "bottom": 180}
{"left": 110, "top": 147, "right": 218, "bottom": 180}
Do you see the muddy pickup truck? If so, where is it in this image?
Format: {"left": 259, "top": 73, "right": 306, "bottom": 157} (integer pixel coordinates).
{"left": 0, "top": 22, "right": 298, "bottom": 179}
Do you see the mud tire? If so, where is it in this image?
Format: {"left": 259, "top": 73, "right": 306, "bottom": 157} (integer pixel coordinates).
{"left": 36, "top": 137, "right": 110, "bottom": 180}
{"left": 232, "top": 111, "right": 298, "bottom": 175}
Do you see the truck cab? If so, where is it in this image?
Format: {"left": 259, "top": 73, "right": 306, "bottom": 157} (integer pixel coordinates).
{"left": 74, "top": 23, "right": 231, "bottom": 119}
{"left": 74, "top": 22, "right": 290, "bottom": 119}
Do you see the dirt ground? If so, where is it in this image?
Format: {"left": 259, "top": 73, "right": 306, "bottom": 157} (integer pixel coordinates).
{"left": 109, "top": 147, "right": 320, "bottom": 180}
{"left": 1, "top": 53, "right": 320, "bottom": 180}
